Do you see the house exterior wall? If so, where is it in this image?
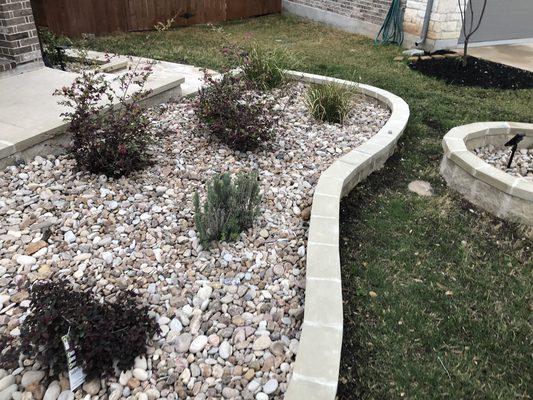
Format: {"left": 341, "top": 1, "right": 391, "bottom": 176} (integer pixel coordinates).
{"left": 282, "top": 0, "right": 464, "bottom": 50}
{"left": 0, "top": 0, "right": 42, "bottom": 76}
{"left": 286, "top": 0, "right": 392, "bottom": 27}
{"left": 282, "top": 0, "right": 394, "bottom": 39}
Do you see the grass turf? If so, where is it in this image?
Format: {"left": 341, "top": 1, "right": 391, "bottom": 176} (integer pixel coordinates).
{"left": 82, "top": 14, "right": 533, "bottom": 399}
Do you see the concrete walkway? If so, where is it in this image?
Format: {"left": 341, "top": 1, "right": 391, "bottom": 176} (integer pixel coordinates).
{"left": 0, "top": 54, "right": 207, "bottom": 168}
{"left": 467, "top": 43, "right": 533, "bottom": 72}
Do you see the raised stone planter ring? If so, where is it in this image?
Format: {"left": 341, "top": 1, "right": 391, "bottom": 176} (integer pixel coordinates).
{"left": 283, "top": 71, "right": 410, "bottom": 399}
{"left": 440, "top": 122, "right": 533, "bottom": 226}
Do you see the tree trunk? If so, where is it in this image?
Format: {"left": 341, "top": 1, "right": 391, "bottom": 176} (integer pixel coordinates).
{"left": 462, "top": 39, "right": 469, "bottom": 67}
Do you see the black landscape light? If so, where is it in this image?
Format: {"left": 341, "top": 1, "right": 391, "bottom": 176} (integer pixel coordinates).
{"left": 504, "top": 133, "right": 525, "bottom": 169}
{"left": 55, "top": 45, "right": 68, "bottom": 71}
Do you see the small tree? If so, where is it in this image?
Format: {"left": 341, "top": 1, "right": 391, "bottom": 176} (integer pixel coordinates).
{"left": 458, "top": 0, "right": 488, "bottom": 66}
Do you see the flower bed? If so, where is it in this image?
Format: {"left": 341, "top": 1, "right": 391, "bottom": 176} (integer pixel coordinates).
{"left": 0, "top": 81, "right": 389, "bottom": 399}
{"left": 473, "top": 145, "right": 532, "bottom": 180}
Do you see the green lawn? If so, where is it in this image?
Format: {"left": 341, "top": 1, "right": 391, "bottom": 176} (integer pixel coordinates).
{"left": 83, "top": 14, "right": 533, "bottom": 399}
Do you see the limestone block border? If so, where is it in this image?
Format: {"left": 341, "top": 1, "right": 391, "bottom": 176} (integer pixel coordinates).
{"left": 440, "top": 122, "right": 533, "bottom": 225}
{"left": 283, "top": 71, "right": 410, "bottom": 399}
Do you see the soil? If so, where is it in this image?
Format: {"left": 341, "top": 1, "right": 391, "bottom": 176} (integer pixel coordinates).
{"left": 409, "top": 56, "right": 533, "bottom": 90}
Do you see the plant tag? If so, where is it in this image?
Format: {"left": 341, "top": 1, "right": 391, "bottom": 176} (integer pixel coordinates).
{"left": 61, "top": 333, "right": 86, "bottom": 391}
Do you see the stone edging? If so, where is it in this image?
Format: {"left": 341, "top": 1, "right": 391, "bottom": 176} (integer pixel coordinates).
{"left": 440, "top": 122, "right": 533, "bottom": 225}
{"left": 283, "top": 71, "right": 410, "bottom": 399}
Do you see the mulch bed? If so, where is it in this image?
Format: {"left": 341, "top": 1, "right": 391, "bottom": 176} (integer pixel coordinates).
{"left": 408, "top": 56, "right": 533, "bottom": 90}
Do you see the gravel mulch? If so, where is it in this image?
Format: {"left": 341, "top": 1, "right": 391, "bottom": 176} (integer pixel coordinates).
{"left": 473, "top": 145, "right": 532, "bottom": 180}
{"left": 0, "top": 82, "right": 390, "bottom": 400}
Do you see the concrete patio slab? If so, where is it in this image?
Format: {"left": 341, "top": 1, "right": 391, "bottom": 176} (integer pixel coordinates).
{"left": 466, "top": 43, "right": 533, "bottom": 72}
{"left": 0, "top": 53, "right": 208, "bottom": 168}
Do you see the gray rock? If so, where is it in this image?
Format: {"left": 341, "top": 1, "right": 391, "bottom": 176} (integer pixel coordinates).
{"left": 175, "top": 333, "right": 192, "bottom": 353}
{"left": 252, "top": 336, "right": 271, "bottom": 351}
{"left": 82, "top": 379, "right": 100, "bottom": 396}
{"left": 21, "top": 370, "right": 45, "bottom": 388}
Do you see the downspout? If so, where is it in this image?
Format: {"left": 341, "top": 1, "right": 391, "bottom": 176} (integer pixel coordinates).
{"left": 415, "top": 0, "right": 434, "bottom": 47}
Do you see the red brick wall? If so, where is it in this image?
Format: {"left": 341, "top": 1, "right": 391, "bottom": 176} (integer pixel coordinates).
{"left": 0, "top": 0, "right": 42, "bottom": 74}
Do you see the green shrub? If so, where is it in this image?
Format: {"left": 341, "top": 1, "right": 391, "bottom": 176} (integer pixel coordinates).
{"left": 38, "top": 27, "right": 72, "bottom": 68}
{"left": 194, "top": 173, "right": 261, "bottom": 245}
{"left": 305, "top": 82, "right": 355, "bottom": 124}
{"left": 0, "top": 279, "right": 159, "bottom": 378}
{"left": 241, "top": 46, "right": 291, "bottom": 90}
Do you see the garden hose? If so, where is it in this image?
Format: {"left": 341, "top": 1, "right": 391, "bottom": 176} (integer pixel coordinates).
{"left": 375, "top": 0, "right": 404, "bottom": 46}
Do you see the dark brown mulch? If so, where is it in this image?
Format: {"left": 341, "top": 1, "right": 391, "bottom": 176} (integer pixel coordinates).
{"left": 408, "top": 56, "right": 533, "bottom": 90}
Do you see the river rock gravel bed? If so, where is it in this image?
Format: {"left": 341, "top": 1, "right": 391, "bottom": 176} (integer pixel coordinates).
{"left": 0, "top": 82, "right": 390, "bottom": 400}
{"left": 473, "top": 145, "right": 532, "bottom": 180}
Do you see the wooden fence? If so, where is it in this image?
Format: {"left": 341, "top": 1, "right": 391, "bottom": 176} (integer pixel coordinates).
{"left": 31, "top": 0, "right": 281, "bottom": 36}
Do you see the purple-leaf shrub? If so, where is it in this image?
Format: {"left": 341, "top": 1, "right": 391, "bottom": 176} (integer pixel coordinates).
{"left": 195, "top": 72, "right": 277, "bottom": 152}
{"left": 55, "top": 61, "right": 155, "bottom": 177}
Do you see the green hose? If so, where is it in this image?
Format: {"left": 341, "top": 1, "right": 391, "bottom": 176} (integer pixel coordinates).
{"left": 375, "top": 0, "right": 404, "bottom": 46}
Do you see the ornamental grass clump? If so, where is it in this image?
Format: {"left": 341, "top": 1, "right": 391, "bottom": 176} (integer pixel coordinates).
{"left": 194, "top": 172, "right": 261, "bottom": 246}
{"left": 55, "top": 61, "right": 154, "bottom": 177}
{"left": 0, "top": 279, "right": 159, "bottom": 379}
{"left": 195, "top": 73, "right": 277, "bottom": 151}
{"left": 240, "top": 46, "right": 291, "bottom": 90}
{"left": 305, "top": 82, "right": 355, "bottom": 124}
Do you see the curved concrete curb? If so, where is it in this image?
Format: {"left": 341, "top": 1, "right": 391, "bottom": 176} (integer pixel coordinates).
{"left": 283, "top": 71, "right": 410, "bottom": 399}
{"left": 440, "top": 122, "right": 533, "bottom": 225}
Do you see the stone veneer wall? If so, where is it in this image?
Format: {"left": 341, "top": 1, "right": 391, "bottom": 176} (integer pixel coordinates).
{"left": 0, "top": 0, "right": 42, "bottom": 75}
{"left": 403, "top": 0, "right": 462, "bottom": 50}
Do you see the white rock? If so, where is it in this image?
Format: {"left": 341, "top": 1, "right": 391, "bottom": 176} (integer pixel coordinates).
{"left": 169, "top": 318, "right": 182, "bottom": 332}
{"left": 255, "top": 393, "right": 269, "bottom": 400}
{"left": 119, "top": 371, "right": 132, "bottom": 386}
{"left": 189, "top": 335, "right": 208, "bottom": 353}
{"left": 247, "top": 380, "right": 260, "bottom": 392}
{"left": 43, "top": 381, "right": 61, "bottom": 400}
{"left": 101, "top": 252, "right": 114, "bottom": 264}
{"left": 132, "top": 368, "right": 148, "bottom": 381}
{"left": 196, "top": 286, "right": 212, "bottom": 301}
{"left": 64, "top": 231, "right": 76, "bottom": 244}
{"left": 219, "top": 341, "right": 232, "bottom": 359}
{"left": 263, "top": 379, "right": 278, "bottom": 395}
{"left": 0, "top": 375, "right": 15, "bottom": 392}
{"left": 134, "top": 356, "right": 147, "bottom": 370}
{"left": 0, "top": 384, "right": 17, "bottom": 400}
{"left": 16, "top": 255, "right": 36, "bottom": 266}
{"left": 57, "top": 391, "right": 74, "bottom": 400}
{"left": 145, "top": 388, "right": 160, "bottom": 400}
